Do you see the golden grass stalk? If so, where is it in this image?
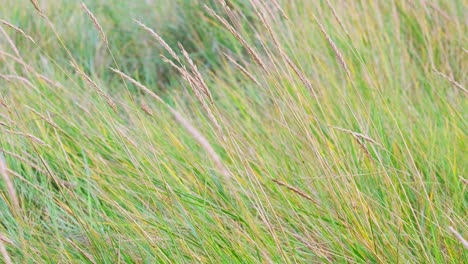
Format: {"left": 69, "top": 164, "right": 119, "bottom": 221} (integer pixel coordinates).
{"left": 29, "top": 0, "right": 44, "bottom": 16}
{"left": 291, "top": 233, "right": 334, "bottom": 261}
{"left": 421, "top": 0, "right": 451, "bottom": 21}
{"left": 134, "top": 20, "right": 180, "bottom": 63}
{"left": 224, "top": 53, "right": 261, "bottom": 87}
{"left": 0, "top": 20, "right": 36, "bottom": 44}
{"left": 80, "top": 2, "right": 108, "bottom": 45}
{"left": 0, "top": 240, "right": 12, "bottom": 264}
{"left": 432, "top": 68, "right": 467, "bottom": 94}
{"left": 116, "top": 125, "right": 138, "bottom": 148}
{"left": 272, "top": 179, "right": 318, "bottom": 205}
{"left": 269, "top": 0, "right": 288, "bottom": 20}
{"left": 0, "top": 234, "right": 12, "bottom": 246}
{"left": 178, "top": 43, "right": 213, "bottom": 103}
{"left": 134, "top": 20, "right": 222, "bottom": 135}
{"left": 171, "top": 109, "right": 231, "bottom": 180}
{"left": 282, "top": 54, "right": 316, "bottom": 98}
{"left": 159, "top": 53, "right": 223, "bottom": 137}
{"left": 67, "top": 239, "right": 97, "bottom": 264}
{"left": 449, "top": 226, "right": 468, "bottom": 249}
{"left": 0, "top": 51, "right": 65, "bottom": 90}
{"left": 0, "top": 26, "right": 20, "bottom": 57}
{"left": 110, "top": 68, "right": 231, "bottom": 180}
{"left": 0, "top": 74, "right": 36, "bottom": 90}
{"left": 353, "top": 137, "right": 373, "bottom": 160}
{"left": 217, "top": 0, "right": 243, "bottom": 31}
{"left": 140, "top": 99, "right": 153, "bottom": 116}
{"left": 0, "top": 51, "right": 34, "bottom": 73}
{"left": 1, "top": 148, "right": 47, "bottom": 175}
{"left": 0, "top": 153, "right": 19, "bottom": 212}
{"left": 70, "top": 61, "right": 118, "bottom": 113}
{"left": 324, "top": 0, "right": 349, "bottom": 36}
{"left": 110, "top": 68, "right": 165, "bottom": 104}
{"left": 329, "top": 125, "right": 382, "bottom": 147}
{"left": 2, "top": 129, "right": 46, "bottom": 146}
{"left": 316, "top": 19, "right": 351, "bottom": 78}
{"left": 204, "top": 4, "right": 267, "bottom": 71}
{"left": 247, "top": 0, "right": 316, "bottom": 98}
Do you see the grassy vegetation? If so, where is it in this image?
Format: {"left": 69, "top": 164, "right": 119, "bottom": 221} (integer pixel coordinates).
{"left": 0, "top": 0, "right": 466, "bottom": 263}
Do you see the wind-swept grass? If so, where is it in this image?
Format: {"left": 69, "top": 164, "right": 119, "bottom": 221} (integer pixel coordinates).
{"left": 0, "top": 0, "right": 466, "bottom": 263}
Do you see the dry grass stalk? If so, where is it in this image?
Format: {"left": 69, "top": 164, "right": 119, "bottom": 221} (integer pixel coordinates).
{"left": 110, "top": 68, "right": 164, "bottom": 104}
{"left": 283, "top": 54, "right": 316, "bottom": 98}
{"left": 329, "top": 125, "right": 382, "bottom": 147}
{"left": 0, "top": 20, "right": 36, "bottom": 44}
{"left": 29, "top": 0, "right": 44, "bottom": 15}
{"left": 170, "top": 109, "right": 231, "bottom": 180}
{"left": 316, "top": 19, "right": 351, "bottom": 78}
{"left": 2, "top": 129, "right": 46, "bottom": 146}
{"left": 224, "top": 53, "right": 261, "bottom": 87}
{"left": 324, "top": 0, "right": 349, "bottom": 36}
{"left": 247, "top": 0, "right": 316, "bottom": 97}
{"left": 269, "top": 0, "right": 288, "bottom": 20}
{"left": 0, "top": 26, "right": 20, "bottom": 57}
{"left": 160, "top": 55, "right": 196, "bottom": 84}
{"left": 80, "top": 2, "right": 108, "bottom": 44}
{"left": 204, "top": 5, "right": 267, "bottom": 71}
{"left": 0, "top": 74, "right": 36, "bottom": 90}
{"left": 291, "top": 233, "right": 334, "bottom": 261}
{"left": 449, "top": 226, "right": 468, "bottom": 249}
{"left": 27, "top": 107, "right": 60, "bottom": 130}
{"left": 134, "top": 20, "right": 180, "bottom": 63}
{"left": 135, "top": 20, "right": 221, "bottom": 134}
{"left": 432, "top": 68, "right": 467, "bottom": 94}
{"left": 178, "top": 43, "right": 213, "bottom": 103}
{"left": 0, "top": 153, "right": 19, "bottom": 212}
{"left": 140, "top": 99, "right": 153, "bottom": 116}
{"left": 217, "top": 0, "right": 243, "bottom": 31}
{"left": 272, "top": 179, "right": 318, "bottom": 205}
{"left": 0, "top": 234, "right": 12, "bottom": 246}
{"left": 1, "top": 149, "right": 46, "bottom": 175}
{"left": 0, "top": 240, "right": 12, "bottom": 264}
{"left": 460, "top": 176, "right": 468, "bottom": 185}
{"left": 0, "top": 98, "right": 9, "bottom": 111}
{"left": 70, "top": 61, "right": 118, "bottom": 112}
{"left": 116, "top": 125, "right": 138, "bottom": 148}
{"left": 67, "top": 239, "right": 97, "bottom": 264}
{"left": 421, "top": 0, "right": 451, "bottom": 21}
{"left": 0, "top": 51, "right": 65, "bottom": 90}
{"left": 353, "top": 137, "right": 372, "bottom": 160}
{"left": 160, "top": 55, "right": 224, "bottom": 136}
{"left": 36, "top": 74, "right": 64, "bottom": 89}
{"left": 0, "top": 51, "right": 34, "bottom": 73}
{"left": 111, "top": 68, "right": 231, "bottom": 180}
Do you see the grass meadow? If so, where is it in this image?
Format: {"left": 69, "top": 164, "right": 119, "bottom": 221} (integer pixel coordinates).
{"left": 0, "top": 0, "right": 467, "bottom": 263}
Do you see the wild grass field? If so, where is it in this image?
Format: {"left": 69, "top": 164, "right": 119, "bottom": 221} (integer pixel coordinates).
{"left": 0, "top": 0, "right": 466, "bottom": 263}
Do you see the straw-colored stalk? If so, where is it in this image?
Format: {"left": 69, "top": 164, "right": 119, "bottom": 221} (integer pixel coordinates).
{"left": 316, "top": 19, "right": 351, "bottom": 78}
{"left": 432, "top": 68, "right": 467, "bottom": 94}
{"left": 0, "top": 240, "right": 12, "bottom": 264}
{"left": 0, "top": 20, "right": 36, "bottom": 44}
{"left": 449, "top": 226, "right": 468, "bottom": 249}
{"left": 80, "top": 2, "right": 108, "bottom": 45}
{"left": 70, "top": 61, "right": 118, "bottom": 112}
{"left": 110, "top": 68, "right": 231, "bottom": 180}
{"left": 0, "top": 153, "right": 19, "bottom": 212}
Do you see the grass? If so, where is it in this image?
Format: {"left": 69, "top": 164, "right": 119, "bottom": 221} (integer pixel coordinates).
{"left": 0, "top": 0, "right": 466, "bottom": 263}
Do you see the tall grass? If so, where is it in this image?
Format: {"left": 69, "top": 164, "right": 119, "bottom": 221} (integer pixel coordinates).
{"left": 0, "top": 0, "right": 466, "bottom": 263}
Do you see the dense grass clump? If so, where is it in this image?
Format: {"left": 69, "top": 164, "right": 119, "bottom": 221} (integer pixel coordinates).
{"left": 0, "top": 0, "right": 466, "bottom": 263}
